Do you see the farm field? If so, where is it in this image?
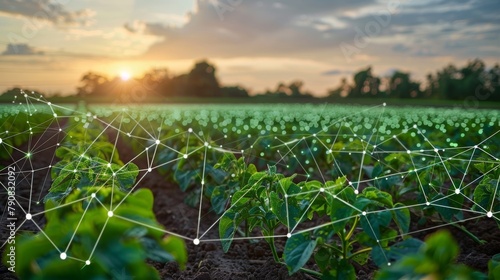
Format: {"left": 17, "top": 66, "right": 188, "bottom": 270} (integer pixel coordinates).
{"left": 1, "top": 93, "right": 500, "bottom": 279}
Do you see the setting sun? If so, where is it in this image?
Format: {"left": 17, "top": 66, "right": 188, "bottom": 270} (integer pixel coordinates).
{"left": 120, "top": 71, "right": 131, "bottom": 81}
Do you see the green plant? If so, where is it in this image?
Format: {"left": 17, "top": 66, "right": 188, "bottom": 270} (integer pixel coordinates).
{"left": 6, "top": 186, "right": 187, "bottom": 280}
{"left": 375, "top": 230, "right": 492, "bottom": 280}
{"left": 219, "top": 165, "right": 413, "bottom": 278}
{"left": 284, "top": 183, "right": 413, "bottom": 279}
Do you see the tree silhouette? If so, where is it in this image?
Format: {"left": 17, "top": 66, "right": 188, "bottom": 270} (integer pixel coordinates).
{"left": 350, "top": 67, "right": 380, "bottom": 98}
{"left": 185, "top": 61, "right": 221, "bottom": 97}
{"left": 77, "top": 72, "right": 108, "bottom": 96}
{"left": 388, "top": 71, "right": 421, "bottom": 98}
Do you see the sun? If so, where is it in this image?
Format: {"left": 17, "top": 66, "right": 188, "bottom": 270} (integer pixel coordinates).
{"left": 120, "top": 71, "right": 131, "bottom": 81}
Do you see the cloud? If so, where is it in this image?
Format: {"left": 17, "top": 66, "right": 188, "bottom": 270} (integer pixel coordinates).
{"left": 123, "top": 0, "right": 377, "bottom": 60}
{"left": 321, "top": 69, "right": 352, "bottom": 76}
{"left": 0, "top": 0, "right": 94, "bottom": 26}
{"left": 123, "top": 0, "right": 500, "bottom": 62}
{"left": 1, "top": 43, "right": 44, "bottom": 55}
{"left": 392, "top": 44, "right": 410, "bottom": 53}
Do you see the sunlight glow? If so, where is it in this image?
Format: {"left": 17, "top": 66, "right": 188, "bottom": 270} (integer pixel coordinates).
{"left": 120, "top": 71, "right": 131, "bottom": 81}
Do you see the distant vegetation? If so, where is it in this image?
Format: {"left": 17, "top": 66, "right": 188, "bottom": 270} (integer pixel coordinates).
{"left": 2, "top": 58, "right": 500, "bottom": 103}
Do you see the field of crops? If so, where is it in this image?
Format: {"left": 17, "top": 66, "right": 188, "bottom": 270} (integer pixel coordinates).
{"left": 1, "top": 92, "right": 500, "bottom": 279}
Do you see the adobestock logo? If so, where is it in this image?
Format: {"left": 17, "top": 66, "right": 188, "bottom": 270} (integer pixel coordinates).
{"left": 210, "top": 0, "right": 245, "bottom": 21}
{"left": 340, "top": 0, "right": 405, "bottom": 62}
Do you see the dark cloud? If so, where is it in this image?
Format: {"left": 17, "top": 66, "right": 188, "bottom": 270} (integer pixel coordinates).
{"left": 392, "top": 44, "right": 410, "bottom": 53}
{"left": 321, "top": 69, "right": 352, "bottom": 76}
{"left": 0, "top": 0, "right": 94, "bottom": 26}
{"left": 125, "top": 0, "right": 500, "bottom": 60}
{"left": 1, "top": 43, "right": 44, "bottom": 55}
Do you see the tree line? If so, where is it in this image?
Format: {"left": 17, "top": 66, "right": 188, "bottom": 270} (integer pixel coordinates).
{"left": 39, "top": 58, "right": 500, "bottom": 102}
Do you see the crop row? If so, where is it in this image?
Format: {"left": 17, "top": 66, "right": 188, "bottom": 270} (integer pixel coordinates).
{"left": 6, "top": 112, "right": 187, "bottom": 279}
{"left": 97, "top": 104, "right": 500, "bottom": 278}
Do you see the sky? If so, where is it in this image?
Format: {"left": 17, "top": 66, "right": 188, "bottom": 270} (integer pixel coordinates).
{"left": 0, "top": 0, "right": 499, "bottom": 96}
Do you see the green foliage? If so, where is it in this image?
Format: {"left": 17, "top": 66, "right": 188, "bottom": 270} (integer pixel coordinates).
{"left": 45, "top": 118, "right": 137, "bottom": 203}
{"left": 472, "top": 165, "right": 500, "bottom": 226}
{"left": 489, "top": 254, "right": 500, "bottom": 280}
{"left": 47, "top": 156, "right": 138, "bottom": 202}
{"left": 375, "top": 231, "right": 487, "bottom": 280}
{"left": 218, "top": 165, "right": 413, "bottom": 278}
{"left": 284, "top": 233, "right": 317, "bottom": 274}
{"left": 5, "top": 187, "right": 187, "bottom": 280}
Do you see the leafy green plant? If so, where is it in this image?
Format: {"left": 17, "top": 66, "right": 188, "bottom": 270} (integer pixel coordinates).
{"left": 473, "top": 160, "right": 500, "bottom": 226}
{"left": 46, "top": 155, "right": 139, "bottom": 202}
{"left": 284, "top": 183, "right": 413, "bottom": 278}
{"left": 219, "top": 165, "right": 414, "bottom": 278}
{"left": 6, "top": 186, "right": 187, "bottom": 280}
{"left": 45, "top": 118, "right": 138, "bottom": 203}
{"left": 375, "top": 230, "right": 491, "bottom": 280}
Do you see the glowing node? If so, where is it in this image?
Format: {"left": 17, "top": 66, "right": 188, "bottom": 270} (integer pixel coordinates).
{"left": 454, "top": 189, "right": 460, "bottom": 194}
{"left": 188, "top": 128, "right": 193, "bottom": 133}
{"left": 434, "top": 148, "right": 438, "bottom": 152}
{"left": 204, "top": 142, "right": 209, "bottom": 147}
{"left": 193, "top": 238, "right": 200, "bottom": 245}
{"left": 354, "top": 189, "right": 359, "bottom": 195}
{"left": 91, "top": 193, "right": 96, "bottom": 198}
{"left": 53, "top": 113, "right": 57, "bottom": 118}
{"left": 107, "top": 163, "right": 111, "bottom": 168}
{"left": 0, "top": 138, "right": 2, "bottom": 144}
{"left": 48, "top": 102, "right": 51, "bottom": 105}
{"left": 362, "top": 211, "right": 367, "bottom": 216}
{"left": 407, "top": 150, "right": 411, "bottom": 154}
{"left": 148, "top": 168, "right": 152, "bottom": 172}
{"left": 426, "top": 202, "right": 430, "bottom": 206}
{"left": 85, "top": 260, "right": 91, "bottom": 265}
{"left": 112, "top": 173, "right": 116, "bottom": 177}
{"left": 319, "top": 187, "right": 325, "bottom": 193}
{"left": 286, "top": 233, "right": 292, "bottom": 238}
{"left": 183, "top": 154, "right": 188, "bottom": 159}
{"left": 474, "top": 145, "right": 478, "bottom": 149}
{"left": 487, "top": 211, "right": 493, "bottom": 218}
{"left": 201, "top": 181, "right": 205, "bottom": 185}
{"left": 60, "top": 252, "right": 67, "bottom": 260}
{"left": 73, "top": 169, "right": 77, "bottom": 173}
{"left": 155, "top": 139, "right": 160, "bottom": 145}
{"left": 387, "top": 262, "right": 391, "bottom": 266}
{"left": 107, "top": 211, "right": 114, "bottom": 217}
{"left": 383, "top": 102, "right": 386, "bottom": 106}
{"left": 26, "top": 213, "right": 32, "bottom": 220}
